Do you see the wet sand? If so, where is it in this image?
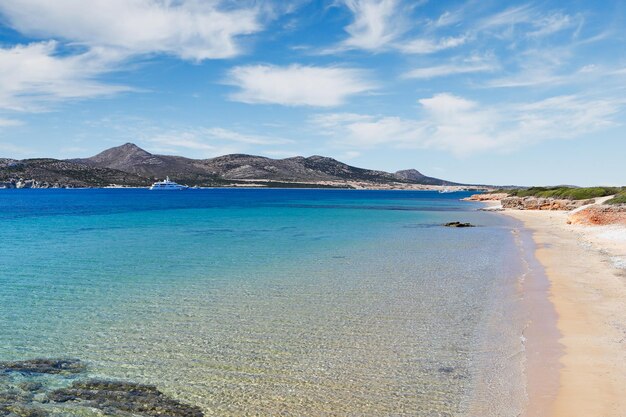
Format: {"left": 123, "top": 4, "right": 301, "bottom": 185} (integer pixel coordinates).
{"left": 502, "top": 210, "right": 626, "bottom": 417}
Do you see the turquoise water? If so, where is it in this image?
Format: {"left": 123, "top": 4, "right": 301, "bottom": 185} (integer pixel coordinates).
{"left": 0, "top": 189, "right": 526, "bottom": 416}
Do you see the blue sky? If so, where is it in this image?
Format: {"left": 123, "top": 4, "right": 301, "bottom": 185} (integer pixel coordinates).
{"left": 0, "top": 0, "right": 624, "bottom": 185}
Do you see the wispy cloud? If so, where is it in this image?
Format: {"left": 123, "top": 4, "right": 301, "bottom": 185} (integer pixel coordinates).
{"left": 140, "top": 126, "right": 293, "bottom": 157}
{"left": 403, "top": 63, "right": 495, "bottom": 79}
{"left": 398, "top": 35, "right": 468, "bottom": 54}
{"left": 330, "top": 0, "right": 467, "bottom": 55}
{"left": 226, "top": 64, "right": 375, "bottom": 107}
{"left": 431, "top": 9, "right": 464, "bottom": 28}
{"left": 0, "top": 141, "right": 31, "bottom": 155}
{"left": 479, "top": 4, "right": 536, "bottom": 29}
{"left": 481, "top": 46, "right": 621, "bottom": 88}
{"left": 527, "top": 12, "right": 576, "bottom": 38}
{"left": 0, "top": 41, "right": 132, "bottom": 111}
{"left": 338, "top": 0, "right": 407, "bottom": 51}
{"left": 403, "top": 54, "right": 497, "bottom": 79}
{"left": 0, "top": 118, "right": 23, "bottom": 127}
{"left": 479, "top": 4, "right": 581, "bottom": 41}
{"left": 311, "top": 92, "right": 624, "bottom": 156}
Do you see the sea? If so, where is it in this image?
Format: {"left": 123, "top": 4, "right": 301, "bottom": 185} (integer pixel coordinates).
{"left": 0, "top": 189, "right": 531, "bottom": 416}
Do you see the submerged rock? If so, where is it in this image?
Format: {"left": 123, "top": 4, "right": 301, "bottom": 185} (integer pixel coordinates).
{"left": 0, "top": 403, "right": 49, "bottom": 417}
{"left": 0, "top": 359, "right": 85, "bottom": 375}
{"left": 443, "top": 222, "right": 475, "bottom": 228}
{"left": 49, "top": 380, "right": 203, "bottom": 417}
{"left": 1, "top": 358, "right": 203, "bottom": 417}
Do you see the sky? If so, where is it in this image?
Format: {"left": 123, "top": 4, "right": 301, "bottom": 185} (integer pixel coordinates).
{"left": 0, "top": 0, "right": 625, "bottom": 186}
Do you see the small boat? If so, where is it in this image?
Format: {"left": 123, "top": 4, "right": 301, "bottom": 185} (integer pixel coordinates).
{"left": 149, "top": 177, "right": 188, "bottom": 190}
{"left": 439, "top": 188, "right": 454, "bottom": 193}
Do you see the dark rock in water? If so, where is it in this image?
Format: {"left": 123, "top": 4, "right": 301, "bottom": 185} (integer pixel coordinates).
{"left": 438, "top": 366, "right": 455, "bottom": 374}
{"left": 0, "top": 389, "right": 46, "bottom": 417}
{"left": 443, "top": 222, "right": 475, "bottom": 228}
{"left": 0, "top": 389, "right": 33, "bottom": 404}
{"left": 17, "top": 382, "right": 43, "bottom": 393}
{"left": 49, "top": 380, "right": 203, "bottom": 417}
{"left": 0, "top": 359, "right": 84, "bottom": 375}
{"left": 1, "top": 358, "right": 202, "bottom": 417}
{"left": 0, "top": 403, "right": 48, "bottom": 417}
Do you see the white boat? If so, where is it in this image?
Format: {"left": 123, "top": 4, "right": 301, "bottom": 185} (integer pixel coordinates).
{"left": 439, "top": 188, "right": 454, "bottom": 193}
{"left": 149, "top": 177, "right": 188, "bottom": 190}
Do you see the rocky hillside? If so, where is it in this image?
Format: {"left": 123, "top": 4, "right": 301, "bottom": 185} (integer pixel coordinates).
{"left": 2, "top": 143, "right": 462, "bottom": 188}
{"left": 70, "top": 143, "right": 222, "bottom": 184}
{"left": 69, "top": 143, "right": 458, "bottom": 186}
{"left": 0, "top": 158, "right": 150, "bottom": 188}
{"left": 394, "top": 169, "right": 458, "bottom": 186}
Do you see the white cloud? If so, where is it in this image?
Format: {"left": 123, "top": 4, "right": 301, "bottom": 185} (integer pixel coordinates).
{"left": 398, "top": 35, "right": 468, "bottom": 54}
{"left": 226, "top": 64, "right": 375, "bottom": 107}
{"left": 200, "top": 128, "right": 293, "bottom": 146}
{"left": 310, "top": 112, "right": 374, "bottom": 129}
{"left": 338, "top": 0, "right": 406, "bottom": 51}
{"left": 0, "top": 142, "right": 31, "bottom": 155}
{"left": 403, "top": 54, "right": 497, "bottom": 79}
{"left": 0, "top": 41, "right": 132, "bottom": 111}
{"left": 404, "top": 63, "right": 495, "bottom": 79}
{"left": 432, "top": 10, "right": 463, "bottom": 28}
{"left": 337, "top": 116, "right": 426, "bottom": 147}
{"left": 147, "top": 131, "right": 219, "bottom": 152}
{"left": 479, "top": 5, "right": 578, "bottom": 40}
{"left": 485, "top": 71, "right": 563, "bottom": 88}
{"left": 479, "top": 5, "right": 536, "bottom": 29}
{"left": 0, "top": 0, "right": 263, "bottom": 61}
{"left": 0, "top": 118, "right": 23, "bottom": 127}
{"left": 139, "top": 126, "right": 293, "bottom": 157}
{"left": 0, "top": 1, "right": 279, "bottom": 112}
{"left": 527, "top": 13, "right": 574, "bottom": 38}
{"left": 482, "top": 48, "right": 608, "bottom": 88}
{"left": 312, "top": 93, "right": 623, "bottom": 156}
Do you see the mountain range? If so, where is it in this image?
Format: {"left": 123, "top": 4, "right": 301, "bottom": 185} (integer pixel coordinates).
{"left": 1, "top": 143, "right": 464, "bottom": 189}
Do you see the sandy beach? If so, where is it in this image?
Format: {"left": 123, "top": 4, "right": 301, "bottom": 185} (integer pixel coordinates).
{"left": 502, "top": 209, "right": 626, "bottom": 417}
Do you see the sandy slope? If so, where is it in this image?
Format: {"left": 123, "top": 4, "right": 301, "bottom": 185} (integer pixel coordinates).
{"left": 502, "top": 210, "right": 626, "bottom": 417}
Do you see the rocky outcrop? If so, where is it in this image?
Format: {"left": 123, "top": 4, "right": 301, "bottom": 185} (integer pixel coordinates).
{"left": 443, "top": 222, "right": 475, "bottom": 228}
{"left": 568, "top": 205, "right": 626, "bottom": 225}
{"left": 501, "top": 196, "right": 595, "bottom": 211}
{"left": 463, "top": 193, "right": 509, "bottom": 201}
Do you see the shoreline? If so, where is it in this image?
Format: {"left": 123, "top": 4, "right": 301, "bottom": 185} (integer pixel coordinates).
{"left": 0, "top": 184, "right": 491, "bottom": 191}
{"left": 500, "top": 209, "right": 626, "bottom": 417}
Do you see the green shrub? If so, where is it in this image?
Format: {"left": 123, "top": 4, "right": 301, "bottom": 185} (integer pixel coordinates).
{"left": 606, "top": 191, "right": 626, "bottom": 205}
{"left": 508, "top": 186, "right": 623, "bottom": 200}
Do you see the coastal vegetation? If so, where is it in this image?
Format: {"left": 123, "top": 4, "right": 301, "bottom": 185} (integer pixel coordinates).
{"left": 606, "top": 191, "right": 626, "bottom": 205}
{"left": 507, "top": 186, "right": 623, "bottom": 200}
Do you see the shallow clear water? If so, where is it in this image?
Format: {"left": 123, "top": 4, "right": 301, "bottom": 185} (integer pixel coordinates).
{"left": 0, "top": 189, "right": 525, "bottom": 416}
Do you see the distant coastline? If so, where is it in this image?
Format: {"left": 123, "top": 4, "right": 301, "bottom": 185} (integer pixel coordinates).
{"left": 1, "top": 143, "right": 492, "bottom": 191}
{"left": 0, "top": 179, "right": 488, "bottom": 192}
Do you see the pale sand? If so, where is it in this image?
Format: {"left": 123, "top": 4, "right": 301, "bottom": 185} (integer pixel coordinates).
{"left": 502, "top": 210, "right": 626, "bottom": 417}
